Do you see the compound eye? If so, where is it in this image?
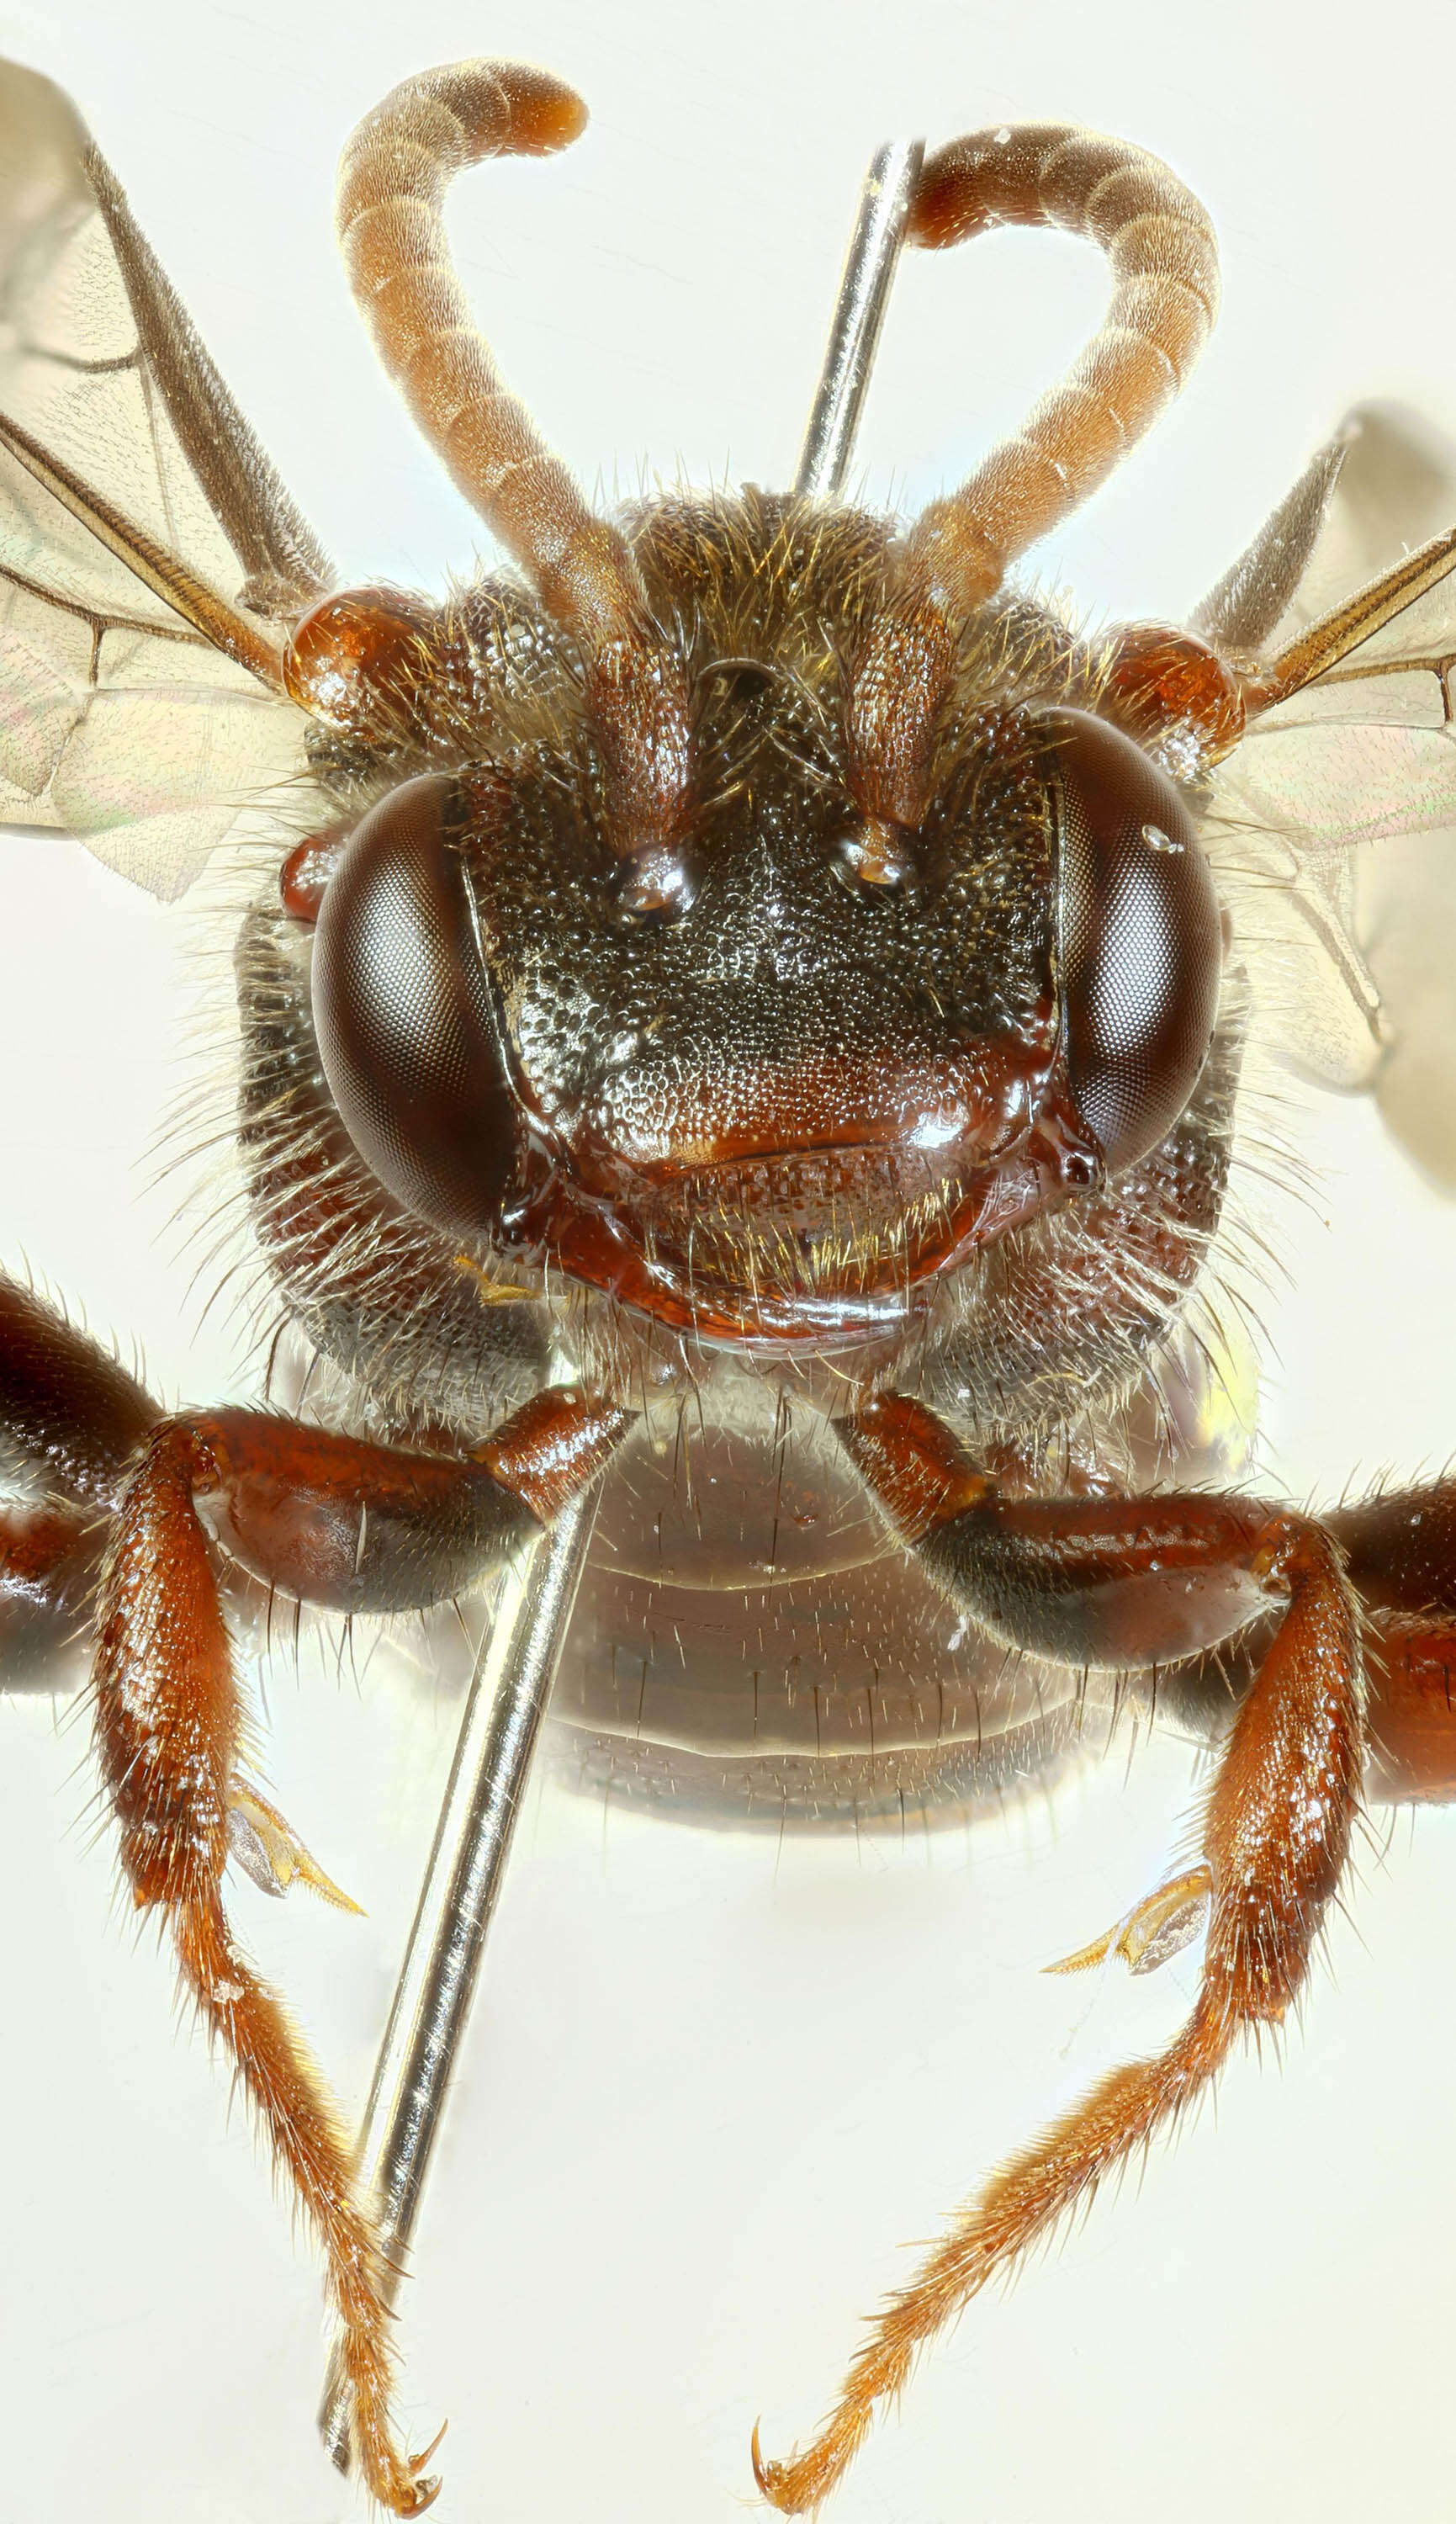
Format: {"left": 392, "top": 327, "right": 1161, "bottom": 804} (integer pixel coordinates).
{"left": 1051, "top": 708, "right": 1222, "bottom": 1175}
{"left": 311, "top": 774, "right": 519, "bottom": 1237}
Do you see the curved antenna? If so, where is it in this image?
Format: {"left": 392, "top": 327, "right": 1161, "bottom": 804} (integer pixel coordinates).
{"left": 847, "top": 125, "right": 1219, "bottom": 830}
{"left": 904, "top": 125, "right": 1219, "bottom": 608}
{"left": 336, "top": 61, "right": 691, "bottom": 858}
{"left": 338, "top": 61, "right": 617, "bottom": 632}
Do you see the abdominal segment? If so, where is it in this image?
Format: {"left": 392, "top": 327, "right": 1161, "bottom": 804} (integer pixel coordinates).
{"left": 539, "top": 1391, "right": 1083, "bottom": 1821}
{"left": 539, "top": 1320, "right": 1257, "bottom": 1822}
{"left": 548, "top": 1544, "right": 1087, "bottom": 1822}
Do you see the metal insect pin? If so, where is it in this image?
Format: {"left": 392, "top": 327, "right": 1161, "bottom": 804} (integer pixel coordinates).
{"left": 314, "top": 127, "right": 927, "bottom": 2479}
{"left": 2, "top": 46, "right": 1456, "bottom": 2524}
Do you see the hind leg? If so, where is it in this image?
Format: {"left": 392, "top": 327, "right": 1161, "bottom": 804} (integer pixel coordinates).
{"left": 0, "top": 1278, "right": 159, "bottom": 1682}
{"left": 0, "top": 1498, "right": 102, "bottom": 1679}
{"left": 1321, "top": 1480, "right": 1456, "bottom": 1800}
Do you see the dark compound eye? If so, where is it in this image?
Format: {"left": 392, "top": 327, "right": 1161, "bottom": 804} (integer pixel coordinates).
{"left": 1048, "top": 708, "right": 1223, "bottom": 1176}
{"left": 310, "top": 773, "right": 521, "bottom": 1238}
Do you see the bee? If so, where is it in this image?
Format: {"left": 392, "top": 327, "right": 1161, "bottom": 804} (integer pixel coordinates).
{"left": 3, "top": 30, "right": 1456, "bottom": 2524}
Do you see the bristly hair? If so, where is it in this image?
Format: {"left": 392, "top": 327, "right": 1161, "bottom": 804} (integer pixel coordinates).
{"left": 139, "top": 482, "right": 1336, "bottom": 1836}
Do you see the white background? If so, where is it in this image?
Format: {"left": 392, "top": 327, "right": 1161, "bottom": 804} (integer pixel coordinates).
{"left": 3, "top": 3, "right": 1455, "bottom": 2521}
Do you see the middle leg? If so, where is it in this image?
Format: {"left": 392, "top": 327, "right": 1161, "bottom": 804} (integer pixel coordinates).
{"left": 754, "top": 1394, "right": 1363, "bottom": 2513}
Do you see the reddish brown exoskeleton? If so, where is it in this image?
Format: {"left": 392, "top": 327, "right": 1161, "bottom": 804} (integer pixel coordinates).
{"left": 3, "top": 49, "right": 1456, "bottom": 2519}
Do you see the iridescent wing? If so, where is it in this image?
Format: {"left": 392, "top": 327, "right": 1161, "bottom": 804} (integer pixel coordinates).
{"left": 0, "top": 61, "right": 332, "bottom": 897}
{"left": 1199, "top": 402, "right": 1456, "bottom": 1190}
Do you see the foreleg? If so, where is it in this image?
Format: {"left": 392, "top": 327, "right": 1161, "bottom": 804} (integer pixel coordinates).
{"left": 92, "top": 1382, "right": 625, "bottom": 2511}
{"left": 1124, "top": 1479, "right": 1456, "bottom": 1800}
{"left": 753, "top": 1395, "right": 1362, "bottom": 2512}
{"left": 0, "top": 1273, "right": 627, "bottom": 2500}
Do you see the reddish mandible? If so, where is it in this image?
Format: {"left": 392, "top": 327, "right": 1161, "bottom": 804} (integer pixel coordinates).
{"left": 3, "top": 51, "right": 1456, "bottom": 2519}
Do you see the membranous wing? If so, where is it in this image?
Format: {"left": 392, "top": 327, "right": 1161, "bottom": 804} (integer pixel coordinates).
{"left": 0, "top": 61, "right": 331, "bottom": 895}
{"left": 1199, "top": 401, "right": 1456, "bottom": 1191}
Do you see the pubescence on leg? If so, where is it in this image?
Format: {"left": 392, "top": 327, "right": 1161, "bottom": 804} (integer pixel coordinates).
{"left": 95, "top": 1421, "right": 443, "bottom": 2509}
{"left": 1327, "top": 1479, "right": 1456, "bottom": 1618}
{"left": 752, "top": 1392, "right": 1363, "bottom": 2514}
{"left": 91, "top": 1381, "right": 627, "bottom": 2514}
{"left": 1155, "top": 1483, "right": 1456, "bottom": 1802}
{"left": 0, "top": 1274, "right": 627, "bottom": 2512}
{"left": 186, "top": 1382, "right": 622, "bottom": 1615}
{"left": 0, "top": 1275, "right": 158, "bottom": 1509}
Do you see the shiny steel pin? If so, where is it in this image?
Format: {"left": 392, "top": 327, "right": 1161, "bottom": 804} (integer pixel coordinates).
{"left": 317, "top": 143, "right": 921, "bottom": 2479}
{"left": 794, "top": 138, "right": 923, "bottom": 501}
{"left": 317, "top": 1486, "right": 599, "bottom": 2474}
